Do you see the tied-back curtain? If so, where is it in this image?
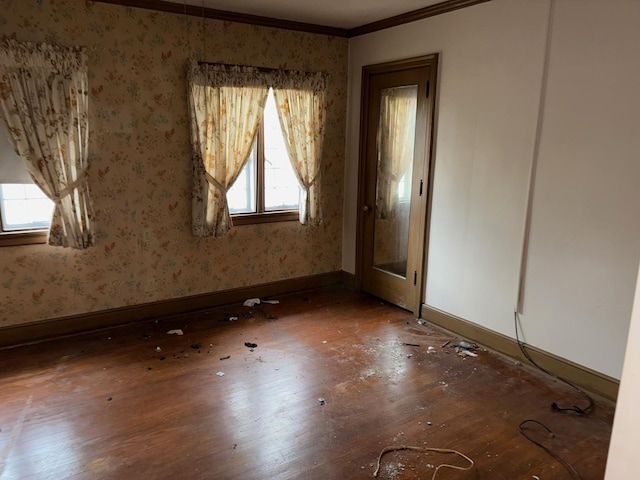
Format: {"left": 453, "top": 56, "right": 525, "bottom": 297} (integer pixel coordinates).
{"left": 376, "top": 85, "right": 417, "bottom": 219}
{"left": 272, "top": 72, "right": 328, "bottom": 225}
{"left": 188, "top": 63, "right": 268, "bottom": 237}
{"left": 0, "top": 39, "right": 95, "bottom": 248}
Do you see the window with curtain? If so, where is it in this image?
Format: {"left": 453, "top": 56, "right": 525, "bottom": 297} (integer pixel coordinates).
{"left": 227, "top": 88, "right": 302, "bottom": 224}
{"left": 187, "top": 62, "right": 328, "bottom": 238}
{"left": 0, "top": 39, "right": 95, "bottom": 249}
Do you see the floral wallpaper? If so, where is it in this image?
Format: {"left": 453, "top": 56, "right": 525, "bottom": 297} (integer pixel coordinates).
{"left": 0, "top": 0, "right": 348, "bottom": 328}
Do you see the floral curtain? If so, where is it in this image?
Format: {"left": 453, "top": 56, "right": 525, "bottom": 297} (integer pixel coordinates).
{"left": 376, "top": 85, "right": 417, "bottom": 219}
{"left": 0, "top": 39, "right": 95, "bottom": 248}
{"left": 272, "top": 72, "right": 328, "bottom": 226}
{"left": 188, "top": 63, "right": 269, "bottom": 237}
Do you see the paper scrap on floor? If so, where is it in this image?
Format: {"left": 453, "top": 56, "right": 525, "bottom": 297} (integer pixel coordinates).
{"left": 243, "top": 298, "right": 261, "bottom": 307}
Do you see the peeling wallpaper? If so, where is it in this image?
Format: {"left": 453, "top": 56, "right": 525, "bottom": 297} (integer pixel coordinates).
{"left": 0, "top": 0, "right": 348, "bottom": 327}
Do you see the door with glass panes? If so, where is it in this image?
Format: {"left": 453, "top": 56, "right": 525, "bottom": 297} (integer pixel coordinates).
{"left": 358, "top": 56, "right": 437, "bottom": 313}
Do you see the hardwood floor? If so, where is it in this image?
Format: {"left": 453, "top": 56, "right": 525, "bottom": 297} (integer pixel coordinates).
{"left": 0, "top": 287, "right": 614, "bottom": 479}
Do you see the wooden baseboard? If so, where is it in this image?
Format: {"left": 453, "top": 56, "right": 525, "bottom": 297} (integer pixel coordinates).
{"left": 0, "top": 271, "right": 344, "bottom": 349}
{"left": 341, "top": 271, "right": 356, "bottom": 290}
{"left": 421, "top": 304, "right": 619, "bottom": 401}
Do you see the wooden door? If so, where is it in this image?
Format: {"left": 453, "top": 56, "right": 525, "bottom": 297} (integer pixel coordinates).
{"left": 357, "top": 56, "right": 437, "bottom": 313}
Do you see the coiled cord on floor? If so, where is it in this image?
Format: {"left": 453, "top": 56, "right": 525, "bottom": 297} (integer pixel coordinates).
{"left": 373, "top": 445, "right": 474, "bottom": 479}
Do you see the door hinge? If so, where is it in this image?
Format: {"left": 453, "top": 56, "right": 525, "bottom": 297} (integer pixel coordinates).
{"left": 426, "top": 81, "right": 430, "bottom": 98}
{"left": 413, "top": 271, "right": 417, "bottom": 285}
{"left": 419, "top": 179, "right": 423, "bottom": 196}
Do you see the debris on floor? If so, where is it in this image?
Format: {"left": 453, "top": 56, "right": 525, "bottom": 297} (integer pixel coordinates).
{"left": 442, "top": 341, "right": 451, "bottom": 348}
{"left": 222, "top": 315, "right": 239, "bottom": 321}
{"left": 244, "top": 342, "right": 257, "bottom": 349}
{"left": 402, "top": 343, "right": 420, "bottom": 347}
{"left": 318, "top": 397, "right": 326, "bottom": 405}
{"left": 458, "top": 350, "right": 478, "bottom": 358}
{"left": 191, "top": 343, "right": 202, "bottom": 349}
{"left": 373, "top": 445, "right": 474, "bottom": 478}
{"left": 220, "top": 355, "right": 230, "bottom": 360}
{"left": 107, "top": 396, "right": 112, "bottom": 401}
{"left": 155, "top": 346, "right": 162, "bottom": 352}
{"left": 166, "top": 329, "right": 184, "bottom": 335}
{"left": 322, "top": 340, "right": 328, "bottom": 344}
{"left": 216, "top": 372, "right": 225, "bottom": 377}
{"left": 453, "top": 341, "right": 478, "bottom": 351}
{"left": 428, "top": 346, "right": 436, "bottom": 354}
{"left": 261, "top": 299, "right": 280, "bottom": 304}
{"left": 243, "top": 298, "right": 261, "bottom": 307}
{"left": 452, "top": 341, "right": 480, "bottom": 358}
{"left": 417, "top": 320, "right": 427, "bottom": 326}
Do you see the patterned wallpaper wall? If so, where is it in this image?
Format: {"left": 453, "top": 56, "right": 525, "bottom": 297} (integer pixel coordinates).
{"left": 0, "top": 0, "right": 348, "bottom": 327}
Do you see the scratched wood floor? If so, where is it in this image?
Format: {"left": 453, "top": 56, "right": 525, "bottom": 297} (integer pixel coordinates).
{"left": 0, "top": 287, "right": 615, "bottom": 479}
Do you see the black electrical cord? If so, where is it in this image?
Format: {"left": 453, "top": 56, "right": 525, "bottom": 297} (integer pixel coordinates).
{"left": 519, "top": 420, "right": 584, "bottom": 480}
{"left": 514, "top": 311, "right": 593, "bottom": 415}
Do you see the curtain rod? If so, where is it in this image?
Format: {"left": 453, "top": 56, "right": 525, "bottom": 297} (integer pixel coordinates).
{"left": 197, "top": 61, "right": 320, "bottom": 76}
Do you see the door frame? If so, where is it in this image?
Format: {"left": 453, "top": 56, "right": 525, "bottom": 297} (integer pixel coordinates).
{"left": 355, "top": 54, "right": 439, "bottom": 315}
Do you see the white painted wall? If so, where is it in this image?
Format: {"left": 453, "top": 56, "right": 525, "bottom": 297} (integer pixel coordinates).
{"left": 519, "top": 0, "right": 640, "bottom": 379}
{"left": 605, "top": 264, "right": 640, "bottom": 477}
{"left": 344, "top": 0, "right": 640, "bottom": 379}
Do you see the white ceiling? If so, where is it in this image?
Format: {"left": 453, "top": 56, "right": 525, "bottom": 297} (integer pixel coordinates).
{"left": 175, "top": 0, "right": 445, "bottom": 29}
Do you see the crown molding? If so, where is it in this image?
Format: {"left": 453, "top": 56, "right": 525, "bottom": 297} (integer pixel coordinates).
{"left": 91, "top": 0, "right": 493, "bottom": 38}
{"left": 348, "top": 0, "right": 493, "bottom": 37}
{"left": 92, "top": 0, "right": 349, "bottom": 37}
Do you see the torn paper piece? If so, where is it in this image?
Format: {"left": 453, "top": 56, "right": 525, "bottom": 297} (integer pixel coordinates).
{"left": 243, "top": 298, "right": 261, "bottom": 307}
{"left": 166, "top": 329, "right": 184, "bottom": 335}
{"left": 216, "top": 372, "right": 225, "bottom": 377}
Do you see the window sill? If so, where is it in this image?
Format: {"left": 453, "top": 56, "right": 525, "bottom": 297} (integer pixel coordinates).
{"left": 0, "top": 230, "right": 48, "bottom": 247}
{"left": 231, "top": 210, "right": 299, "bottom": 226}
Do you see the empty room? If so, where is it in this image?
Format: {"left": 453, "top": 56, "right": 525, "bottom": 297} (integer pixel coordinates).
{"left": 1, "top": 0, "right": 639, "bottom": 478}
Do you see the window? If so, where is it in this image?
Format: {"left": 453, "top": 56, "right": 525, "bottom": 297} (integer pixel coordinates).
{"left": 0, "top": 126, "right": 53, "bottom": 246}
{"left": 0, "top": 183, "right": 54, "bottom": 246}
{"left": 188, "top": 62, "right": 326, "bottom": 236}
{"left": 227, "top": 88, "right": 301, "bottom": 224}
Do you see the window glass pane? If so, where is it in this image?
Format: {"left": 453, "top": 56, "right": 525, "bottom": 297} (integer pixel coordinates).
{"left": 396, "top": 170, "right": 411, "bottom": 202}
{"left": 0, "top": 183, "right": 54, "bottom": 231}
{"left": 2, "top": 183, "right": 27, "bottom": 200}
{"left": 227, "top": 139, "right": 257, "bottom": 214}
{"left": 24, "top": 183, "right": 48, "bottom": 198}
{"left": 264, "top": 89, "right": 301, "bottom": 211}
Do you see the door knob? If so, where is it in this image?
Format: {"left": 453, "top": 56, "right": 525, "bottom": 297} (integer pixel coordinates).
{"left": 363, "top": 205, "right": 371, "bottom": 213}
